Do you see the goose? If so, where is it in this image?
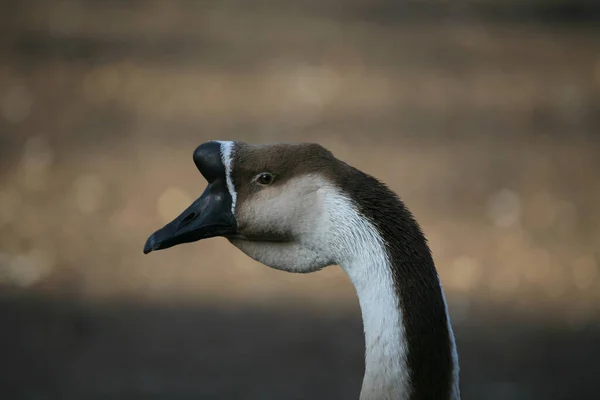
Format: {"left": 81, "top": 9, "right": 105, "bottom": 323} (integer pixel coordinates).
{"left": 143, "top": 140, "right": 460, "bottom": 400}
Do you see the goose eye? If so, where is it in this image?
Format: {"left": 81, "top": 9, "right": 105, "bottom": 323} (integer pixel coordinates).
{"left": 256, "top": 172, "right": 274, "bottom": 185}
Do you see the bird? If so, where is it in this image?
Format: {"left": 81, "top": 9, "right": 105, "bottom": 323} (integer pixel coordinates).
{"left": 144, "top": 140, "right": 460, "bottom": 400}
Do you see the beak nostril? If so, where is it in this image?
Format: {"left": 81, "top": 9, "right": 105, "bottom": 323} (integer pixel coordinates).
{"left": 180, "top": 212, "right": 197, "bottom": 226}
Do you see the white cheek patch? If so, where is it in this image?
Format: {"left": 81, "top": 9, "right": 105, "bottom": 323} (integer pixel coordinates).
{"left": 216, "top": 140, "right": 237, "bottom": 215}
{"left": 241, "top": 174, "right": 326, "bottom": 238}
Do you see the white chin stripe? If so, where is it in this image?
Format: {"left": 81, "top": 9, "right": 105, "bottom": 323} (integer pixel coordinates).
{"left": 216, "top": 141, "right": 237, "bottom": 215}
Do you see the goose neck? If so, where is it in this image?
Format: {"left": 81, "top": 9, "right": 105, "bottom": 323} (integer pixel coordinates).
{"left": 326, "top": 189, "right": 459, "bottom": 399}
{"left": 341, "top": 255, "right": 410, "bottom": 400}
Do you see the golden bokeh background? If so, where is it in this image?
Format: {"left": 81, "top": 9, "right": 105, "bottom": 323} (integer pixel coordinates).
{"left": 1, "top": 1, "right": 599, "bottom": 399}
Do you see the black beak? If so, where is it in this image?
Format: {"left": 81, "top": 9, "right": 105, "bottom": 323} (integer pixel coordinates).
{"left": 143, "top": 141, "right": 237, "bottom": 254}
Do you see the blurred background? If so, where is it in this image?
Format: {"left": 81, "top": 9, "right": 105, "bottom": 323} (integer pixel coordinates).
{"left": 1, "top": 0, "right": 599, "bottom": 399}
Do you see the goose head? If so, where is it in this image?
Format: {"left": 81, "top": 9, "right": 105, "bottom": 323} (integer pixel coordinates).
{"left": 144, "top": 140, "right": 461, "bottom": 400}
{"left": 144, "top": 140, "right": 341, "bottom": 273}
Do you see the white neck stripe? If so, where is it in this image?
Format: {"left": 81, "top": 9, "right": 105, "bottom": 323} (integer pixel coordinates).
{"left": 325, "top": 191, "right": 410, "bottom": 399}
